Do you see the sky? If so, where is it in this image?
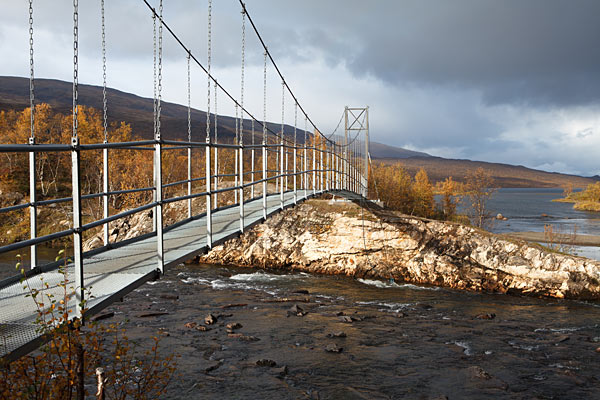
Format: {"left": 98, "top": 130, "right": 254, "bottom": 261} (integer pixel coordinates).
{"left": 1, "top": 0, "right": 600, "bottom": 176}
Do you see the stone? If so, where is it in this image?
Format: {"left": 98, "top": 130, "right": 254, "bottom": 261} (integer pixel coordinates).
{"left": 184, "top": 322, "right": 197, "bottom": 329}
{"left": 137, "top": 312, "right": 169, "bottom": 318}
{"left": 595, "top": 347, "right": 600, "bottom": 353}
{"left": 226, "top": 322, "right": 243, "bottom": 330}
{"left": 325, "top": 343, "right": 343, "bottom": 353}
{"left": 256, "top": 359, "right": 277, "bottom": 367}
{"left": 205, "top": 313, "right": 217, "bottom": 325}
{"left": 293, "top": 289, "right": 309, "bottom": 294}
{"left": 288, "top": 304, "right": 306, "bottom": 316}
{"left": 474, "top": 313, "right": 496, "bottom": 320}
{"left": 496, "top": 213, "right": 504, "bottom": 220}
{"left": 273, "top": 365, "right": 288, "bottom": 377}
{"left": 339, "top": 316, "right": 354, "bottom": 323}
{"left": 326, "top": 331, "right": 347, "bottom": 338}
{"left": 468, "top": 366, "right": 491, "bottom": 380}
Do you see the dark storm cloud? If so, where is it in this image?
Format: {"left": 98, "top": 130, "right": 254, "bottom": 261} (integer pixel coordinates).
{"left": 252, "top": 0, "right": 600, "bottom": 108}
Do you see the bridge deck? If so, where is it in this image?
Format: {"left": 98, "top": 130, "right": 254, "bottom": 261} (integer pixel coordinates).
{"left": 0, "top": 189, "right": 361, "bottom": 360}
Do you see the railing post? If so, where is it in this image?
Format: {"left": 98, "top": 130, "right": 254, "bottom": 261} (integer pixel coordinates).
{"left": 280, "top": 140, "right": 284, "bottom": 209}
{"left": 71, "top": 136, "right": 84, "bottom": 318}
{"left": 154, "top": 135, "right": 164, "bottom": 274}
{"left": 102, "top": 141, "right": 109, "bottom": 245}
{"left": 320, "top": 139, "right": 324, "bottom": 193}
{"left": 262, "top": 140, "right": 267, "bottom": 219}
{"left": 303, "top": 123, "right": 308, "bottom": 199}
{"left": 187, "top": 144, "right": 192, "bottom": 218}
{"left": 313, "top": 135, "right": 317, "bottom": 196}
{"left": 206, "top": 138, "right": 212, "bottom": 247}
{"left": 293, "top": 130, "right": 297, "bottom": 204}
{"left": 29, "top": 137, "right": 37, "bottom": 269}
{"left": 239, "top": 141, "right": 244, "bottom": 232}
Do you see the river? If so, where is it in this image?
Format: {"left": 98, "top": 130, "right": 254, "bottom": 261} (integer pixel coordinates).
{"left": 103, "top": 263, "right": 600, "bottom": 399}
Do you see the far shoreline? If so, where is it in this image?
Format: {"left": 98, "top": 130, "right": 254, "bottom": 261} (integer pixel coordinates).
{"left": 504, "top": 231, "right": 600, "bottom": 247}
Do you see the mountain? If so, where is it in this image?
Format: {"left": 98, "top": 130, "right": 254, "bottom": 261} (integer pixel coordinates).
{"left": 369, "top": 141, "right": 430, "bottom": 159}
{"left": 0, "top": 76, "right": 298, "bottom": 142}
{"left": 1, "top": 76, "right": 597, "bottom": 188}
{"left": 380, "top": 156, "right": 600, "bottom": 188}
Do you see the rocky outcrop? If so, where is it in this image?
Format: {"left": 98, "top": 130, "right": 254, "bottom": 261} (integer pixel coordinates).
{"left": 199, "top": 199, "right": 600, "bottom": 300}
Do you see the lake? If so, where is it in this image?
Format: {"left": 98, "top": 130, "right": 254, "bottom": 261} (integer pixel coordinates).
{"left": 471, "top": 188, "right": 600, "bottom": 260}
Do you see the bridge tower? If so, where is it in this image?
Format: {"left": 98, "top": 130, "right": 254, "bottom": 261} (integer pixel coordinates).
{"left": 344, "top": 106, "right": 369, "bottom": 197}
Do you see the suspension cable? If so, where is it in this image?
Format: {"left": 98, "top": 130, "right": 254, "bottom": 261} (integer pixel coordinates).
{"left": 240, "top": 4, "right": 245, "bottom": 145}
{"left": 206, "top": 0, "right": 211, "bottom": 141}
{"left": 140, "top": 0, "right": 295, "bottom": 146}
{"left": 101, "top": 0, "right": 108, "bottom": 142}
{"left": 237, "top": 0, "right": 336, "bottom": 147}
{"left": 187, "top": 52, "right": 191, "bottom": 142}
{"left": 152, "top": 12, "right": 157, "bottom": 137}
{"left": 156, "top": 0, "right": 163, "bottom": 139}
{"left": 29, "top": 0, "right": 34, "bottom": 141}
{"left": 72, "top": 0, "right": 78, "bottom": 138}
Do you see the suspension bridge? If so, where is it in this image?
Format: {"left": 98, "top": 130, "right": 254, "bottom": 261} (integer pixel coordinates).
{"left": 0, "top": 0, "right": 370, "bottom": 361}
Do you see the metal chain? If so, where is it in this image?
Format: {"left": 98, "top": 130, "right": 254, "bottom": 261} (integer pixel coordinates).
{"left": 206, "top": 0, "right": 211, "bottom": 140}
{"left": 187, "top": 53, "right": 191, "bottom": 142}
{"left": 156, "top": 0, "right": 163, "bottom": 138}
{"left": 29, "top": 0, "right": 34, "bottom": 140}
{"left": 73, "top": 0, "right": 78, "bottom": 138}
{"left": 153, "top": 13, "right": 157, "bottom": 137}
{"left": 263, "top": 50, "right": 267, "bottom": 144}
{"left": 239, "top": 5, "right": 245, "bottom": 145}
{"left": 101, "top": 0, "right": 107, "bottom": 142}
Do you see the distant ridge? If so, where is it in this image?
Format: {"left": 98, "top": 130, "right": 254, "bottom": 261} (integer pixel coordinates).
{"left": 383, "top": 156, "right": 600, "bottom": 188}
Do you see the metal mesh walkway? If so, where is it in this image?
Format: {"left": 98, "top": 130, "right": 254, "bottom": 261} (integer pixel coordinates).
{"left": 0, "top": 189, "right": 358, "bottom": 360}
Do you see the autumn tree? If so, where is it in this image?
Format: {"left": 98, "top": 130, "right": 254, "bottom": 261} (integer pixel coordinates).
{"left": 439, "top": 176, "right": 460, "bottom": 220}
{"left": 464, "top": 167, "right": 497, "bottom": 229}
{"left": 412, "top": 168, "right": 434, "bottom": 218}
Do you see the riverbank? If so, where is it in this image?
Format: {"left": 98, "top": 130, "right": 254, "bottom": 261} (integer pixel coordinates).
{"left": 199, "top": 198, "right": 600, "bottom": 300}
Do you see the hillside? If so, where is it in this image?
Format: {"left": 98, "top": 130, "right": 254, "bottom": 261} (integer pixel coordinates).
{"left": 381, "top": 157, "right": 600, "bottom": 188}
{"left": 0, "top": 76, "right": 296, "bottom": 143}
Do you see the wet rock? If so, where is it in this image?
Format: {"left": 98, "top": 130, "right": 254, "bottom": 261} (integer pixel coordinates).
{"left": 205, "top": 361, "right": 223, "bottom": 373}
{"left": 336, "top": 311, "right": 345, "bottom": 316}
{"left": 555, "top": 335, "right": 570, "bottom": 344}
{"left": 468, "top": 366, "right": 492, "bottom": 380}
{"left": 339, "top": 316, "right": 354, "bottom": 323}
{"left": 273, "top": 365, "right": 288, "bottom": 377}
{"left": 226, "top": 322, "right": 243, "bottom": 331}
{"left": 92, "top": 312, "right": 114, "bottom": 322}
{"left": 395, "top": 312, "right": 407, "bottom": 318}
{"left": 184, "top": 322, "right": 197, "bottom": 329}
{"left": 256, "top": 359, "right": 277, "bottom": 367}
{"left": 160, "top": 294, "right": 179, "bottom": 300}
{"left": 416, "top": 303, "right": 434, "bottom": 310}
{"left": 221, "top": 303, "right": 247, "bottom": 309}
{"left": 325, "top": 343, "right": 343, "bottom": 353}
{"left": 327, "top": 331, "right": 347, "bottom": 338}
{"left": 496, "top": 213, "right": 504, "bottom": 220}
{"left": 137, "top": 312, "right": 169, "bottom": 318}
{"left": 591, "top": 336, "right": 600, "bottom": 343}
{"left": 293, "top": 289, "right": 309, "bottom": 294}
{"left": 474, "top": 313, "right": 496, "bottom": 320}
{"left": 229, "top": 333, "right": 259, "bottom": 341}
{"left": 196, "top": 325, "right": 210, "bottom": 332}
{"left": 287, "top": 304, "right": 307, "bottom": 316}
{"left": 205, "top": 313, "right": 217, "bottom": 325}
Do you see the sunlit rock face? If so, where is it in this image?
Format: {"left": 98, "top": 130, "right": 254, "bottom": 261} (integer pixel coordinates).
{"left": 199, "top": 199, "right": 600, "bottom": 300}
